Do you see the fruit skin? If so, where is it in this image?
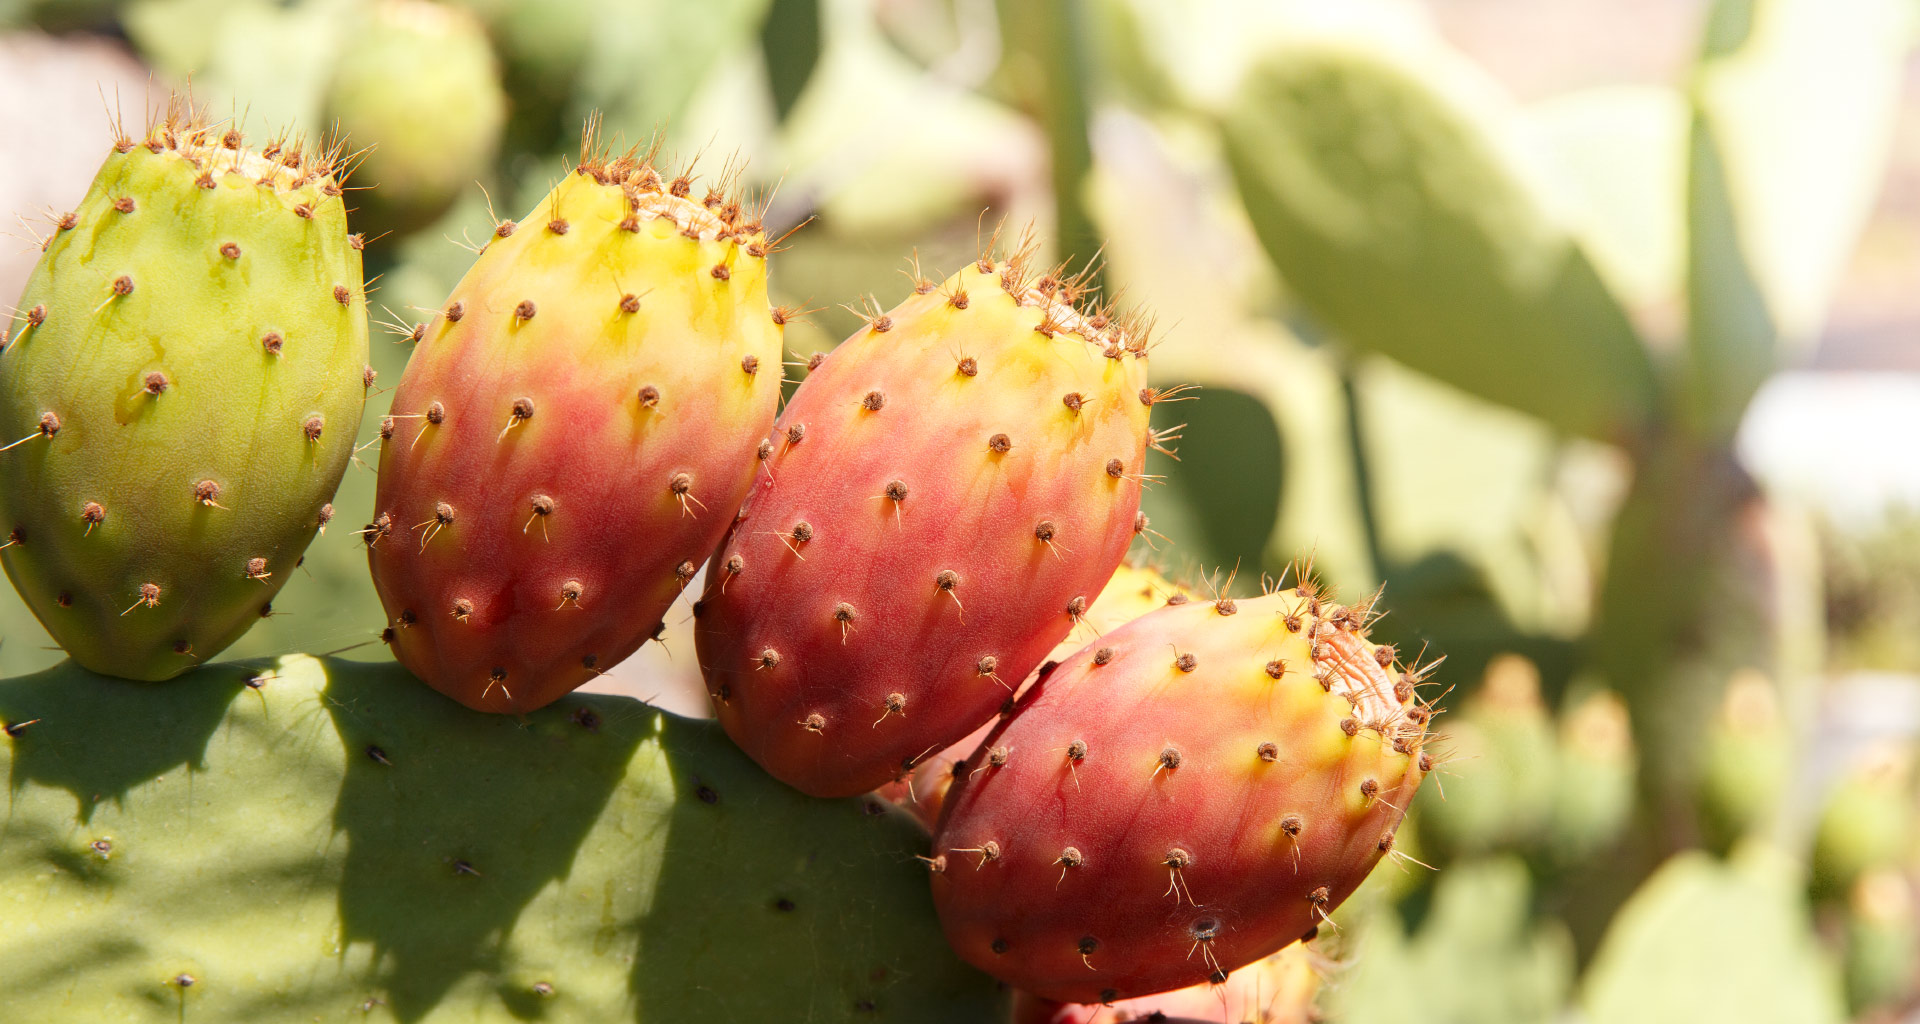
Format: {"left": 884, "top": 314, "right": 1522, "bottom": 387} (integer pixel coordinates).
{"left": 880, "top": 562, "right": 1194, "bottom": 829}
{"left": 0, "top": 106, "right": 367, "bottom": 680}
{"left": 1013, "top": 942, "right": 1319, "bottom": 1024}
{"left": 323, "top": 0, "right": 507, "bottom": 240}
{"left": 0, "top": 654, "right": 1004, "bottom": 1022}
{"left": 368, "top": 138, "right": 782, "bottom": 714}
{"left": 930, "top": 587, "right": 1430, "bottom": 1004}
{"left": 697, "top": 246, "right": 1156, "bottom": 798}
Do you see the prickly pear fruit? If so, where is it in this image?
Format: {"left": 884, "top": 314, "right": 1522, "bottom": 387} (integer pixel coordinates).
{"left": 1844, "top": 868, "right": 1918, "bottom": 1014}
{"left": 323, "top": 0, "right": 507, "bottom": 241}
{"left": 1421, "top": 654, "right": 1556, "bottom": 855}
{"left": 930, "top": 584, "right": 1433, "bottom": 1003}
{"left": 1549, "top": 688, "right": 1635, "bottom": 860}
{"left": 368, "top": 133, "right": 783, "bottom": 714}
{"left": 0, "top": 654, "right": 1005, "bottom": 1022}
{"left": 696, "top": 240, "right": 1162, "bottom": 798}
{"left": 0, "top": 104, "right": 368, "bottom": 680}
{"left": 1814, "top": 741, "right": 1915, "bottom": 894}
{"left": 882, "top": 562, "right": 1194, "bottom": 829}
{"left": 1699, "top": 668, "right": 1792, "bottom": 849}
{"left": 1013, "top": 942, "right": 1320, "bottom": 1024}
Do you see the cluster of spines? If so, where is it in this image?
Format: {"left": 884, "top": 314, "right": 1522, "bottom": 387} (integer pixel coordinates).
{"left": 102, "top": 96, "right": 359, "bottom": 211}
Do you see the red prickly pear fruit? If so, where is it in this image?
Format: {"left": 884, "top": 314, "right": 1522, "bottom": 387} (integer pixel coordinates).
{"left": 930, "top": 585, "right": 1433, "bottom": 1004}
{"left": 1012, "top": 942, "right": 1320, "bottom": 1024}
{"left": 367, "top": 130, "right": 783, "bottom": 713}
{"left": 879, "top": 562, "right": 1195, "bottom": 829}
{"left": 695, "top": 238, "right": 1160, "bottom": 798}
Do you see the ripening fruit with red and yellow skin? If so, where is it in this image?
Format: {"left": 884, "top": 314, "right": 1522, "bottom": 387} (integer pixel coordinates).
{"left": 695, "top": 243, "right": 1168, "bottom": 798}
{"left": 930, "top": 585, "right": 1432, "bottom": 1004}
{"left": 367, "top": 133, "right": 783, "bottom": 713}
{"left": 1013, "top": 941, "right": 1320, "bottom": 1024}
{"left": 881, "top": 562, "right": 1195, "bottom": 829}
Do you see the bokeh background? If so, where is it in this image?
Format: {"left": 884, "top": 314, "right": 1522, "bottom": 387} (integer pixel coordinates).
{"left": 3, "top": 0, "right": 1919, "bottom": 1020}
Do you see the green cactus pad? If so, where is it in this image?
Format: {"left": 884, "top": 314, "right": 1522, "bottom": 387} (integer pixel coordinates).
{"left": 1581, "top": 847, "right": 1845, "bottom": 1024}
{"left": 0, "top": 655, "right": 1003, "bottom": 1022}
{"left": 1221, "top": 35, "right": 1657, "bottom": 442}
{"left": 0, "top": 110, "right": 368, "bottom": 680}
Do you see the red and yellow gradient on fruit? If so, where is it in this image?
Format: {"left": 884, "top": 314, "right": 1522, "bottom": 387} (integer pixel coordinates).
{"left": 930, "top": 584, "right": 1432, "bottom": 1003}
{"left": 695, "top": 241, "right": 1170, "bottom": 798}
{"left": 880, "top": 562, "right": 1195, "bottom": 829}
{"left": 1013, "top": 941, "right": 1320, "bottom": 1024}
{"left": 368, "top": 132, "right": 783, "bottom": 713}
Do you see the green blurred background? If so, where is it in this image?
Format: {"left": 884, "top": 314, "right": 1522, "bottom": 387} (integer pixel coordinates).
{"left": 3, "top": 0, "right": 1920, "bottom": 1020}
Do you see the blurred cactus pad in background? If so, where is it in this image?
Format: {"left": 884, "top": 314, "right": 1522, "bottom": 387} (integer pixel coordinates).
{"left": 4, "top": 0, "right": 1920, "bottom": 1021}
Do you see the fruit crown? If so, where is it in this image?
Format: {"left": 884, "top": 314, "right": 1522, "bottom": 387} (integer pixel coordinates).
{"left": 107, "top": 93, "right": 352, "bottom": 201}
{"left": 569, "top": 114, "right": 772, "bottom": 247}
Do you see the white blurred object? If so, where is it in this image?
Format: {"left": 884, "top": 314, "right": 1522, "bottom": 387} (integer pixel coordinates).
{"left": 0, "top": 33, "right": 150, "bottom": 308}
{"left": 579, "top": 567, "right": 713, "bottom": 719}
{"left": 1738, "top": 371, "right": 1920, "bottom": 525}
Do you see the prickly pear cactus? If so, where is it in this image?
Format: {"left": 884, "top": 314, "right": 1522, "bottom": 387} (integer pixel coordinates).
{"left": 367, "top": 132, "right": 783, "bottom": 714}
{"left": 930, "top": 583, "right": 1433, "bottom": 1003}
{"left": 696, "top": 240, "right": 1161, "bottom": 798}
{"left": 322, "top": 0, "right": 506, "bottom": 240}
{"left": 0, "top": 104, "right": 368, "bottom": 681}
{"left": 0, "top": 655, "right": 1003, "bottom": 1022}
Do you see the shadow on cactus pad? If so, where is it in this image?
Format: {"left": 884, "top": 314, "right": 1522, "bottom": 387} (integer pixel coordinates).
{"left": 0, "top": 656, "right": 1002, "bottom": 1023}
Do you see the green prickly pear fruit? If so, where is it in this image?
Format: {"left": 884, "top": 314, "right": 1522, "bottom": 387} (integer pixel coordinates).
{"left": 0, "top": 103, "right": 368, "bottom": 681}
{"left": 1699, "top": 669, "right": 1793, "bottom": 849}
{"left": 930, "top": 584, "right": 1433, "bottom": 1003}
{"left": 1549, "top": 688, "right": 1636, "bottom": 861}
{"left": 368, "top": 131, "right": 783, "bottom": 714}
{"left": 1814, "top": 741, "right": 1915, "bottom": 894}
{"left": 1421, "top": 654, "right": 1557, "bottom": 855}
{"left": 323, "top": 0, "right": 507, "bottom": 241}
{"left": 0, "top": 654, "right": 1004, "bottom": 1022}
{"left": 1843, "top": 867, "right": 1918, "bottom": 1015}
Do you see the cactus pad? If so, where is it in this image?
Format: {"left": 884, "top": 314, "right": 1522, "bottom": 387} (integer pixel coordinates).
{"left": 0, "top": 654, "right": 1002, "bottom": 1022}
